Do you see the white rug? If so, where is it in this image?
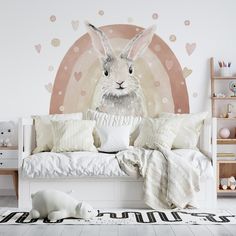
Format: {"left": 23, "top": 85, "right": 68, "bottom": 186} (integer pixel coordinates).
{"left": 0, "top": 209, "right": 236, "bottom": 225}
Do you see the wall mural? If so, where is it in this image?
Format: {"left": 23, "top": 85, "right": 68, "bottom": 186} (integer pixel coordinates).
{"left": 49, "top": 23, "right": 190, "bottom": 116}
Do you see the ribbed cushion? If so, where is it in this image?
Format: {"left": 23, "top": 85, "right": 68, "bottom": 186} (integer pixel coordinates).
{"left": 51, "top": 120, "right": 97, "bottom": 152}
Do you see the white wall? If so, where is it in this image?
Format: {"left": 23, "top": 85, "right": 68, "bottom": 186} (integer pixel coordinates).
{"left": 0, "top": 0, "right": 236, "bottom": 192}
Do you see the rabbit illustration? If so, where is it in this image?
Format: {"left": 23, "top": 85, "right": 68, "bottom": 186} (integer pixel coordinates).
{"left": 86, "top": 22, "right": 156, "bottom": 117}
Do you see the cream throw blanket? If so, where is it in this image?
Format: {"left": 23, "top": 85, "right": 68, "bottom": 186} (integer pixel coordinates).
{"left": 116, "top": 148, "right": 200, "bottom": 209}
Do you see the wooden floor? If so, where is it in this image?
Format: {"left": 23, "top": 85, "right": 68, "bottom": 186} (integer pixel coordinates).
{"left": 0, "top": 196, "right": 236, "bottom": 235}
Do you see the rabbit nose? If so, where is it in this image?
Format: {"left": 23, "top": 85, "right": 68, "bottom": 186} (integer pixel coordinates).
{"left": 116, "top": 81, "right": 124, "bottom": 86}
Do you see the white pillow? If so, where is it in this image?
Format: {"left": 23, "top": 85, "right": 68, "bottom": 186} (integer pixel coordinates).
{"left": 51, "top": 120, "right": 97, "bottom": 153}
{"left": 33, "top": 113, "right": 83, "bottom": 153}
{"left": 96, "top": 125, "right": 131, "bottom": 153}
{"left": 159, "top": 112, "right": 208, "bottom": 149}
{"left": 86, "top": 109, "right": 142, "bottom": 147}
{"left": 134, "top": 117, "right": 181, "bottom": 150}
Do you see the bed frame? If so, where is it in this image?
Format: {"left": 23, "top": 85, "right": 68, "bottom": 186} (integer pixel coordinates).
{"left": 18, "top": 117, "right": 217, "bottom": 209}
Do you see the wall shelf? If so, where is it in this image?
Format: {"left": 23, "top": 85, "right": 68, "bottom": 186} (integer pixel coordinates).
{"left": 212, "top": 97, "right": 236, "bottom": 100}
{"left": 213, "top": 76, "right": 236, "bottom": 80}
{"left": 217, "top": 139, "right": 236, "bottom": 144}
{"left": 217, "top": 118, "right": 236, "bottom": 120}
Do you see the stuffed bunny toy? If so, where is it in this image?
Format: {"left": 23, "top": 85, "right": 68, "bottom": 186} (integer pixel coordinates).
{"left": 29, "top": 190, "right": 98, "bottom": 220}
{"left": 0, "top": 121, "right": 17, "bottom": 147}
{"left": 86, "top": 22, "right": 156, "bottom": 117}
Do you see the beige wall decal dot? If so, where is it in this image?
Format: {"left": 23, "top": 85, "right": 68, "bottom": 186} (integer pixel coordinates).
{"left": 162, "top": 97, "right": 168, "bottom": 103}
{"left": 165, "top": 60, "right": 173, "bottom": 70}
{"left": 51, "top": 38, "right": 60, "bottom": 47}
{"left": 73, "top": 46, "right": 79, "bottom": 53}
{"left": 59, "top": 105, "right": 64, "bottom": 112}
{"left": 169, "top": 34, "right": 176, "bottom": 42}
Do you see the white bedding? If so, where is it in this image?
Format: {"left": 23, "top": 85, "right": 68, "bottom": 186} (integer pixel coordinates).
{"left": 22, "top": 149, "right": 213, "bottom": 179}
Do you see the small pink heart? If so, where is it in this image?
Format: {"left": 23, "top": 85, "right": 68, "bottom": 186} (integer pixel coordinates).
{"left": 34, "top": 44, "right": 41, "bottom": 53}
{"left": 186, "top": 43, "right": 196, "bottom": 56}
{"left": 165, "top": 60, "right": 173, "bottom": 70}
{"left": 74, "top": 71, "right": 82, "bottom": 81}
{"left": 81, "top": 90, "right": 86, "bottom": 96}
{"left": 45, "top": 83, "right": 52, "bottom": 93}
{"left": 71, "top": 20, "right": 79, "bottom": 31}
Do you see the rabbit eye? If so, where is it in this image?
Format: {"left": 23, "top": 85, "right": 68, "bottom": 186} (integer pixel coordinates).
{"left": 104, "top": 70, "right": 109, "bottom": 77}
{"left": 129, "top": 67, "right": 133, "bottom": 74}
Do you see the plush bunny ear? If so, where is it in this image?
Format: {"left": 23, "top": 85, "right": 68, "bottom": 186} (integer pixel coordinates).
{"left": 121, "top": 25, "right": 156, "bottom": 61}
{"left": 85, "top": 22, "right": 114, "bottom": 60}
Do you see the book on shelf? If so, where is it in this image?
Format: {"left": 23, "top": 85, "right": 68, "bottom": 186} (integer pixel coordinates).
{"left": 217, "top": 152, "right": 236, "bottom": 160}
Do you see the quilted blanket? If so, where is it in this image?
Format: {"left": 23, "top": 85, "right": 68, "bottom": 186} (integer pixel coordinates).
{"left": 116, "top": 148, "right": 200, "bottom": 209}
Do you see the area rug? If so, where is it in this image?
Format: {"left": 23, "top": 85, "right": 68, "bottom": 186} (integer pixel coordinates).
{"left": 0, "top": 209, "right": 235, "bottom": 225}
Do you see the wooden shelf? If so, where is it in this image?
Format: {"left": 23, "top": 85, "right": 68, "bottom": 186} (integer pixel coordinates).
{"left": 0, "top": 146, "right": 17, "bottom": 150}
{"left": 218, "top": 160, "right": 236, "bottom": 163}
{"left": 212, "top": 96, "right": 236, "bottom": 100}
{"left": 212, "top": 76, "right": 236, "bottom": 80}
{"left": 217, "top": 139, "right": 236, "bottom": 144}
{"left": 217, "top": 189, "right": 236, "bottom": 193}
{"left": 216, "top": 117, "right": 236, "bottom": 120}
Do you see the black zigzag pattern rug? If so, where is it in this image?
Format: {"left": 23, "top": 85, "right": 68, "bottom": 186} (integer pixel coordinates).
{"left": 0, "top": 209, "right": 236, "bottom": 225}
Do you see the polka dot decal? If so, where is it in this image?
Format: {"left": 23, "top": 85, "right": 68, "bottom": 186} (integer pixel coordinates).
{"left": 152, "top": 13, "right": 158, "bottom": 20}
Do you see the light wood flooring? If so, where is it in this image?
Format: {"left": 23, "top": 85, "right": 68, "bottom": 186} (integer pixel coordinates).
{"left": 0, "top": 196, "right": 236, "bottom": 235}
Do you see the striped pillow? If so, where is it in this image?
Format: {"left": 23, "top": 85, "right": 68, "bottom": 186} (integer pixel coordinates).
{"left": 51, "top": 120, "right": 97, "bottom": 152}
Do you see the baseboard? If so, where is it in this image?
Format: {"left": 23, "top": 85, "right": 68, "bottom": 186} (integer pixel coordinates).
{"left": 0, "top": 188, "right": 15, "bottom": 196}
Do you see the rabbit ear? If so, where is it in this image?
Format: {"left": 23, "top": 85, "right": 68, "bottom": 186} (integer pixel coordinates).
{"left": 121, "top": 25, "right": 156, "bottom": 61}
{"left": 85, "top": 22, "right": 114, "bottom": 60}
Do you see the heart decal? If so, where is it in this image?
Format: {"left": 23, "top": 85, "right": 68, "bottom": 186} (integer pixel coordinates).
{"left": 45, "top": 83, "right": 53, "bottom": 93}
{"left": 34, "top": 44, "right": 41, "bottom": 53}
{"left": 74, "top": 71, "right": 82, "bottom": 81}
{"left": 182, "top": 67, "right": 192, "bottom": 78}
{"left": 186, "top": 43, "right": 196, "bottom": 56}
{"left": 71, "top": 20, "right": 79, "bottom": 31}
{"left": 165, "top": 60, "right": 173, "bottom": 70}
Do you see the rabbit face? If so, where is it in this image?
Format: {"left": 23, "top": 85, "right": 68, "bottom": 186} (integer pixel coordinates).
{"left": 99, "top": 55, "right": 140, "bottom": 97}
{"left": 86, "top": 22, "right": 156, "bottom": 116}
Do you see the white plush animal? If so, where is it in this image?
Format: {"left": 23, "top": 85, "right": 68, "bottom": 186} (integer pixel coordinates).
{"left": 0, "top": 121, "right": 17, "bottom": 147}
{"left": 86, "top": 22, "right": 156, "bottom": 117}
{"left": 29, "top": 190, "right": 98, "bottom": 220}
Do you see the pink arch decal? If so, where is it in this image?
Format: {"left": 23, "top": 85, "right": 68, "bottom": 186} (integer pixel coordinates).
{"left": 50, "top": 24, "right": 189, "bottom": 115}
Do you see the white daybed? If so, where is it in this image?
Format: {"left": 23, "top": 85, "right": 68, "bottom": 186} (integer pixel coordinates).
{"left": 18, "top": 117, "right": 217, "bottom": 209}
